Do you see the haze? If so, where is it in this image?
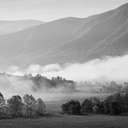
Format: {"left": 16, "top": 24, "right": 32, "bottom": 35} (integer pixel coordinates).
{"left": 0, "top": 0, "right": 127, "bottom": 21}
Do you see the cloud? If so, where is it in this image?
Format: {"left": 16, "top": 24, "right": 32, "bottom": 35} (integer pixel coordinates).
{"left": 0, "top": 0, "right": 126, "bottom": 21}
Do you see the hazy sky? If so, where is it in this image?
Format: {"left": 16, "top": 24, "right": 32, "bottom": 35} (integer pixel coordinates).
{"left": 0, "top": 0, "right": 127, "bottom": 21}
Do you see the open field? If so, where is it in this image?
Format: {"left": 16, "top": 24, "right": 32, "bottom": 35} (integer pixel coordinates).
{"left": 0, "top": 115, "right": 128, "bottom": 128}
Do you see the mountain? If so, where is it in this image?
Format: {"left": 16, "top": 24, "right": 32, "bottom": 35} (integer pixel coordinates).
{"left": 0, "top": 3, "right": 127, "bottom": 68}
{"left": 41, "top": 3, "right": 128, "bottom": 64}
{"left": 0, "top": 17, "right": 86, "bottom": 67}
{"left": 0, "top": 20, "right": 43, "bottom": 35}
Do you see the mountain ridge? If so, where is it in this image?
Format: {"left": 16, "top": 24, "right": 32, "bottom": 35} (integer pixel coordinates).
{"left": 0, "top": 3, "right": 127, "bottom": 67}
{"left": 0, "top": 19, "right": 43, "bottom": 35}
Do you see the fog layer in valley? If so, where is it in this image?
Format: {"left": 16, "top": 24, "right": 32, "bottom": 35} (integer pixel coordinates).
{"left": 7, "top": 54, "right": 128, "bottom": 82}
{"left": 0, "top": 54, "right": 128, "bottom": 101}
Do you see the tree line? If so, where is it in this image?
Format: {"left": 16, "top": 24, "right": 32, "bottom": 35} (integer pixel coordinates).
{"left": 61, "top": 92, "right": 128, "bottom": 115}
{"left": 0, "top": 93, "right": 46, "bottom": 119}
{"left": 1, "top": 91, "right": 128, "bottom": 119}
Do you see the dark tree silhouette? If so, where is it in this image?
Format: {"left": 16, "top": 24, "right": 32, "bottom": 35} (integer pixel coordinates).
{"left": 23, "top": 94, "right": 37, "bottom": 118}
{"left": 62, "top": 100, "right": 81, "bottom": 115}
{"left": 7, "top": 95, "right": 23, "bottom": 117}
{"left": 36, "top": 98, "right": 46, "bottom": 115}
{"left": 81, "top": 99, "right": 93, "bottom": 114}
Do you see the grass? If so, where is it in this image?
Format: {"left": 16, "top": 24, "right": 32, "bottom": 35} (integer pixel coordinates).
{"left": 0, "top": 115, "right": 128, "bottom": 128}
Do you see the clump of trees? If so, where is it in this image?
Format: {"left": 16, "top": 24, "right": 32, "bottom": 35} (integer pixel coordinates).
{"left": 61, "top": 92, "right": 128, "bottom": 115}
{"left": 0, "top": 93, "right": 46, "bottom": 119}
{"left": 62, "top": 100, "right": 81, "bottom": 115}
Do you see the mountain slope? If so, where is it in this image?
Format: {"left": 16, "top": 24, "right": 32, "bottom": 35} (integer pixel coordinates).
{"left": 0, "top": 20, "right": 43, "bottom": 35}
{"left": 0, "top": 17, "right": 87, "bottom": 66}
{"left": 25, "top": 3, "right": 128, "bottom": 65}
{"left": 0, "top": 3, "right": 127, "bottom": 67}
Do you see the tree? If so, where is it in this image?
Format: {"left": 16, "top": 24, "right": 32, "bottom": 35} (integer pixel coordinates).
{"left": 103, "top": 93, "right": 122, "bottom": 115}
{"left": 62, "top": 100, "right": 81, "bottom": 115}
{"left": 7, "top": 95, "right": 23, "bottom": 117}
{"left": 109, "top": 101, "right": 121, "bottom": 115}
{"left": 91, "top": 97, "right": 104, "bottom": 113}
{"left": 0, "top": 92, "right": 8, "bottom": 118}
{"left": 36, "top": 98, "right": 46, "bottom": 115}
{"left": 91, "top": 97, "right": 100, "bottom": 106}
{"left": 0, "top": 92, "right": 5, "bottom": 108}
{"left": 81, "top": 99, "right": 93, "bottom": 114}
{"left": 23, "top": 94, "right": 37, "bottom": 117}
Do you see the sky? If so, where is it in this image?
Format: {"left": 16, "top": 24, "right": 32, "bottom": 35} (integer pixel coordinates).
{"left": 0, "top": 0, "right": 127, "bottom": 21}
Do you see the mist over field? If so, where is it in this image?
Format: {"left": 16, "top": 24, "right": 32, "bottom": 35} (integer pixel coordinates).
{"left": 0, "top": 55, "right": 127, "bottom": 101}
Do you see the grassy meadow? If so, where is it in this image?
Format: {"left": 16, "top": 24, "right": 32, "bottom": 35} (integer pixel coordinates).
{"left": 0, "top": 115, "right": 128, "bottom": 128}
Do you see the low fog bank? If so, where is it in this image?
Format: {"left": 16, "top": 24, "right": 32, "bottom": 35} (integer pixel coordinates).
{"left": 42, "top": 55, "right": 128, "bottom": 82}
{"left": 6, "top": 54, "right": 128, "bottom": 82}
{"left": 0, "top": 54, "right": 128, "bottom": 101}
